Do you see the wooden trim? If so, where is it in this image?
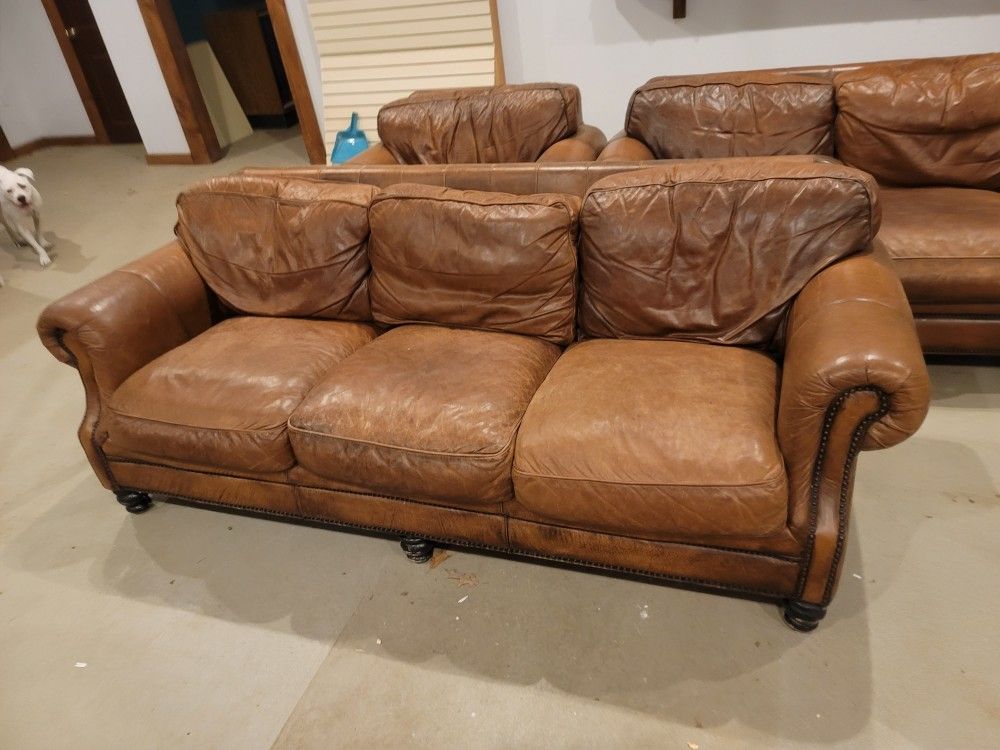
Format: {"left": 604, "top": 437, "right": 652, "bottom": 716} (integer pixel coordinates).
{"left": 137, "top": 0, "right": 222, "bottom": 164}
{"left": 489, "top": 0, "right": 505, "bottom": 85}
{"left": 0, "top": 124, "right": 13, "bottom": 161}
{"left": 673, "top": 0, "right": 687, "bottom": 19}
{"left": 145, "top": 152, "right": 197, "bottom": 165}
{"left": 265, "top": 0, "right": 326, "bottom": 165}
{"left": 39, "top": 0, "right": 110, "bottom": 143}
{"left": 6, "top": 135, "right": 100, "bottom": 159}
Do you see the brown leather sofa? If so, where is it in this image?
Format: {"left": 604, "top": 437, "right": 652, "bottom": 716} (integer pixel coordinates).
{"left": 347, "top": 83, "right": 607, "bottom": 165}
{"left": 38, "top": 158, "right": 930, "bottom": 631}
{"left": 600, "top": 54, "right": 1000, "bottom": 355}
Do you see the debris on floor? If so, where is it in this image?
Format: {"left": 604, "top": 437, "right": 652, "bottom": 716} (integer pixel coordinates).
{"left": 446, "top": 569, "right": 479, "bottom": 588}
{"left": 428, "top": 549, "right": 452, "bottom": 569}
{"left": 74, "top": 662, "right": 87, "bottom": 668}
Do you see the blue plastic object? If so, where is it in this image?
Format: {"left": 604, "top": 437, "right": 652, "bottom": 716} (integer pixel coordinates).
{"left": 330, "top": 112, "right": 369, "bottom": 164}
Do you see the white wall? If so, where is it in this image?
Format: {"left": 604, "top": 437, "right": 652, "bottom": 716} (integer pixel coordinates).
{"left": 0, "top": 0, "right": 93, "bottom": 149}
{"left": 284, "top": 0, "right": 323, "bottom": 127}
{"left": 496, "top": 0, "right": 1000, "bottom": 136}
{"left": 88, "top": 0, "right": 189, "bottom": 156}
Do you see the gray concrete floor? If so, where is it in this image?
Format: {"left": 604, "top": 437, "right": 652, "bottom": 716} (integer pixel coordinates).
{"left": 2, "top": 131, "right": 998, "bottom": 749}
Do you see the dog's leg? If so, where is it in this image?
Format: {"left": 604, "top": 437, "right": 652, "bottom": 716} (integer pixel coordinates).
{"left": 1, "top": 216, "right": 27, "bottom": 247}
{"left": 32, "top": 210, "right": 53, "bottom": 249}
{"left": 16, "top": 224, "right": 51, "bottom": 267}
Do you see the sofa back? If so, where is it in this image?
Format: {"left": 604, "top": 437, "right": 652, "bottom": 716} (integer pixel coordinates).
{"left": 578, "top": 157, "right": 880, "bottom": 347}
{"left": 834, "top": 53, "right": 1000, "bottom": 188}
{"left": 176, "top": 175, "right": 375, "bottom": 320}
{"left": 243, "top": 162, "right": 654, "bottom": 197}
{"left": 367, "top": 184, "right": 580, "bottom": 345}
{"left": 626, "top": 72, "right": 835, "bottom": 159}
{"left": 377, "top": 83, "right": 582, "bottom": 164}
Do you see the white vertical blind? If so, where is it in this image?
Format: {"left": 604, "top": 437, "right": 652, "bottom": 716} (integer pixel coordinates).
{"left": 306, "top": 0, "right": 500, "bottom": 152}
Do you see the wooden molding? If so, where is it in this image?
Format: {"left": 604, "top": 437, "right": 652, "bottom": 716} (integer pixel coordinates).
{"left": 489, "top": 0, "right": 506, "bottom": 85}
{"left": 39, "top": 0, "right": 110, "bottom": 143}
{"left": 138, "top": 0, "right": 222, "bottom": 164}
{"left": 6, "top": 135, "right": 99, "bottom": 159}
{"left": 145, "top": 152, "right": 197, "bottom": 165}
{"left": 265, "top": 0, "right": 326, "bottom": 165}
{"left": 0, "top": 125, "right": 13, "bottom": 161}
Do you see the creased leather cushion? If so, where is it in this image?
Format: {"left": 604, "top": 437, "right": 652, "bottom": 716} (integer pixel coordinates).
{"left": 835, "top": 53, "right": 1000, "bottom": 188}
{"left": 176, "top": 175, "right": 377, "bottom": 319}
{"left": 578, "top": 157, "right": 880, "bottom": 346}
{"left": 512, "top": 339, "right": 788, "bottom": 539}
{"left": 103, "top": 316, "right": 377, "bottom": 474}
{"left": 878, "top": 186, "right": 1000, "bottom": 304}
{"left": 368, "top": 183, "right": 580, "bottom": 344}
{"left": 377, "top": 83, "right": 582, "bottom": 164}
{"left": 626, "top": 72, "right": 835, "bottom": 159}
{"left": 289, "top": 325, "right": 560, "bottom": 507}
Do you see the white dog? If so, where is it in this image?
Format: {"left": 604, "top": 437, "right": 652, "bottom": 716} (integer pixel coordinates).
{"left": 1, "top": 166, "right": 52, "bottom": 286}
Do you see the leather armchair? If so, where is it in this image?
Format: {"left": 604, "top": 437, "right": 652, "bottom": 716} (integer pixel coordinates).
{"left": 348, "top": 83, "right": 607, "bottom": 165}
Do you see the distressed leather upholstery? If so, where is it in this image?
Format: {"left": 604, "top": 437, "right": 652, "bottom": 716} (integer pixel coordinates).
{"left": 512, "top": 339, "right": 788, "bottom": 539}
{"left": 38, "top": 164, "right": 929, "bottom": 626}
{"left": 625, "top": 72, "right": 835, "bottom": 159}
{"left": 606, "top": 53, "right": 1000, "bottom": 355}
{"left": 176, "top": 176, "right": 376, "bottom": 320}
{"left": 877, "top": 186, "right": 1000, "bottom": 304}
{"left": 354, "top": 83, "right": 606, "bottom": 164}
{"left": 578, "top": 158, "right": 879, "bottom": 345}
{"left": 103, "top": 316, "right": 376, "bottom": 474}
{"left": 367, "top": 184, "right": 580, "bottom": 344}
{"left": 290, "top": 325, "right": 559, "bottom": 507}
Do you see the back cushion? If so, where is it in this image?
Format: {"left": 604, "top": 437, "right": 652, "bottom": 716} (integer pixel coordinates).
{"left": 626, "top": 72, "right": 835, "bottom": 159}
{"left": 378, "top": 83, "right": 582, "bottom": 164}
{"left": 177, "top": 175, "right": 376, "bottom": 320}
{"left": 368, "top": 183, "right": 580, "bottom": 344}
{"left": 579, "top": 157, "right": 880, "bottom": 346}
{"left": 835, "top": 53, "right": 1000, "bottom": 188}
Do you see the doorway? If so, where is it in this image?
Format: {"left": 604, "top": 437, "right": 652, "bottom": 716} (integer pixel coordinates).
{"left": 138, "top": 0, "right": 325, "bottom": 164}
{"left": 42, "top": 0, "right": 140, "bottom": 144}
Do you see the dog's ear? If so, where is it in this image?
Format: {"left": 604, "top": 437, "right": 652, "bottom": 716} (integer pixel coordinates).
{"left": 14, "top": 168, "right": 35, "bottom": 182}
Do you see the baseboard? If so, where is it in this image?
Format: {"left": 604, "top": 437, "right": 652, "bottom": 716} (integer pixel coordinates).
{"left": 145, "top": 153, "right": 196, "bottom": 165}
{"left": 9, "top": 135, "right": 99, "bottom": 158}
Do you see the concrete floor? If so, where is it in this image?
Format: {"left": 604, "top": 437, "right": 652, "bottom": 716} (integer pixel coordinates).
{"left": 2, "top": 130, "right": 999, "bottom": 749}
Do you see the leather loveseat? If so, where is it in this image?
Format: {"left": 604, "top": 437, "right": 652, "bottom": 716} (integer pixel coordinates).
{"left": 347, "top": 83, "right": 607, "bottom": 165}
{"left": 600, "top": 53, "right": 1000, "bottom": 355}
{"left": 38, "top": 158, "right": 930, "bottom": 631}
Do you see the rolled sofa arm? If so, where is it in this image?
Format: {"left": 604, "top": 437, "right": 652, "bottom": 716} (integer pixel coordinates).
{"left": 37, "top": 241, "right": 213, "bottom": 488}
{"left": 344, "top": 144, "right": 400, "bottom": 165}
{"left": 778, "top": 248, "right": 930, "bottom": 606}
{"left": 597, "top": 135, "right": 655, "bottom": 161}
{"left": 537, "top": 124, "right": 608, "bottom": 162}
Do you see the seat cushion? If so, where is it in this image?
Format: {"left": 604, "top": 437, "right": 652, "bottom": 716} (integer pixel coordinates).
{"left": 878, "top": 187, "right": 1000, "bottom": 304}
{"left": 103, "top": 317, "right": 377, "bottom": 474}
{"left": 288, "top": 325, "right": 560, "bottom": 507}
{"left": 512, "top": 339, "right": 788, "bottom": 540}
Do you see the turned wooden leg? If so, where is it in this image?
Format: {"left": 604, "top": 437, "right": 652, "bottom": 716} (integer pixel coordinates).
{"left": 115, "top": 490, "right": 152, "bottom": 514}
{"left": 400, "top": 536, "right": 434, "bottom": 563}
{"left": 783, "top": 600, "right": 827, "bottom": 632}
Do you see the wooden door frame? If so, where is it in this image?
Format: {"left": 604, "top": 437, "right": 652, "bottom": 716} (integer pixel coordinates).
{"left": 0, "top": 124, "right": 14, "bottom": 162}
{"left": 138, "top": 0, "right": 325, "bottom": 165}
{"left": 40, "top": 0, "right": 110, "bottom": 144}
{"left": 265, "top": 0, "right": 326, "bottom": 164}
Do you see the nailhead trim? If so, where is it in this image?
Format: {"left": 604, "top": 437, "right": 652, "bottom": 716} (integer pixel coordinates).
{"left": 121, "top": 486, "right": 793, "bottom": 600}
{"left": 795, "top": 386, "right": 890, "bottom": 604}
